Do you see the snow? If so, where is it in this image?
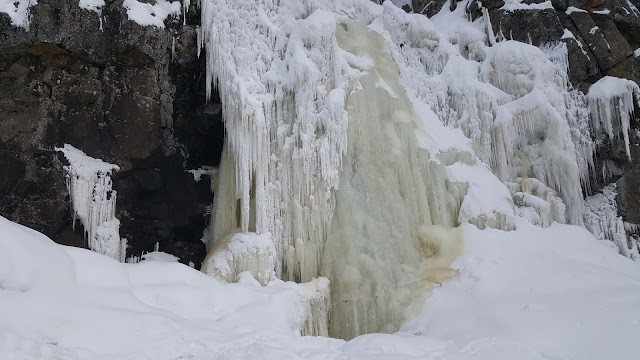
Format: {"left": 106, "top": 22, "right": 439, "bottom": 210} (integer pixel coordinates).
{"left": 562, "top": 28, "right": 590, "bottom": 58}
{"left": 0, "top": 0, "right": 36, "bottom": 28}
{"left": 593, "top": 9, "right": 611, "bottom": 14}
{"left": 78, "top": 0, "right": 104, "bottom": 13}
{"left": 141, "top": 251, "right": 180, "bottom": 262}
{"left": 404, "top": 222, "right": 640, "bottom": 360}
{"left": 55, "top": 144, "right": 125, "bottom": 262}
{"left": 123, "top": 0, "right": 181, "bottom": 28}
{"left": 566, "top": 6, "right": 588, "bottom": 14}
{"left": 635, "top": 48, "right": 640, "bottom": 57}
{"left": 501, "top": 0, "right": 553, "bottom": 11}
{"left": 2, "top": 215, "right": 640, "bottom": 359}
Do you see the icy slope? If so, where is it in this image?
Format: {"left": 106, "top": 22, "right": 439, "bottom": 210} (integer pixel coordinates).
{"left": 2, "top": 216, "right": 640, "bottom": 359}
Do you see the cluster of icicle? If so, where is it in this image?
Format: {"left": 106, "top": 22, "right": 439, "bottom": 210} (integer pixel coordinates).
{"left": 587, "top": 76, "right": 640, "bottom": 161}
{"left": 56, "top": 144, "right": 126, "bottom": 262}
{"left": 584, "top": 184, "right": 640, "bottom": 261}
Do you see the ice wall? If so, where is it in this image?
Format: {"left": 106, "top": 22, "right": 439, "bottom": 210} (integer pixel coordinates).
{"left": 56, "top": 144, "right": 126, "bottom": 262}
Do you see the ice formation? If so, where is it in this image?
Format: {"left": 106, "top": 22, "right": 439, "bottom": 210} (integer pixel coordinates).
{"left": 201, "top": 232, "right": 277, "bottom": 285}
{"left": 56, "top": 144, "right": 126, "bottom": 262}
{"left": 199, "top": 0, "right": 493, "bottom": 338}
{"left": 584, "top": 184, "right": 640, "bottom": 261}
{"left": 587, "top": 76, "right": 640, "bottom": 161}
{"left": 197, "top": 0, "right": 640, "bottom": 338}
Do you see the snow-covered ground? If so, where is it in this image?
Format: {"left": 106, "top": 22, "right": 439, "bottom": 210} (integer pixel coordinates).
{"left": 2, "top": 0, "right": 640, "bottom": 358}
{"left": 2, "top": 215, "right": 639, "bottom": 360}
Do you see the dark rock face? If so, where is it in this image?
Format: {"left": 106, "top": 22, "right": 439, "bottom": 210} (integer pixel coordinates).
{"left": 0, "top": 1, "right": 221, "bottom": 268}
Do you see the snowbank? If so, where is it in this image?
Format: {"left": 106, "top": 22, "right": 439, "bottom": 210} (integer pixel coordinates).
{"left": 404, "top": 222, "right": 640, "bottom": 360}
{"left": 2, "top": 214, "right": 640, "bottom": 359}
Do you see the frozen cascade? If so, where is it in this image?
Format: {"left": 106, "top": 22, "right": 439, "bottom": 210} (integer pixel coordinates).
{"left": 587, "top": 76, "right": 640, "bottom": 161}
{"left": 584, "top": 184, "right": 640, "bottom": 261}
{"left": 320, "top": 19, "right": 463, "bottom": 339}
{"left": 56, "top": 144, "right": 126, "bottom": 262}
{"left": 200, "top": 0, "right": 480, "bottom": 339}
{"left": 198, "top": 0, "right": 639, "bottom": 339}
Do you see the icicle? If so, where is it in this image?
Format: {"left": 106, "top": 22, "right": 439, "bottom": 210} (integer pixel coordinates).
{"left": 183, "top": 0, "right": 190, "bottom": 25}
{"left": 587, "top": 76, "right": 640, "bottom": 161}
{"left": 55, "top": 144, "right": 125, "bottom": 261}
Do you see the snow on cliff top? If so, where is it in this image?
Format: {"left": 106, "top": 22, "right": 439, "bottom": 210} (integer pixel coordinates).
{"left": 0, "top": 0, "right": 36, "bottom": 28}
{"left": 123, "top": 0, "right": 181, "bottom": 28}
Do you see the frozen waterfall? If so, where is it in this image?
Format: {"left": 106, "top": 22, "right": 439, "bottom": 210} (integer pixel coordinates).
{"left": 197, "top": 0, "right": 640, "bottom": 339}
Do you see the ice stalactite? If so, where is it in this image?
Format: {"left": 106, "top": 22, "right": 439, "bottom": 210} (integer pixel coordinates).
{"left": 587, "top": 76, "right": 640, "bottom": 161}
{"left": 56, "top": 144, "right": 126, "bottom": 262}
{"left": 584, "top": 184, "right": 640, "bottom": 262}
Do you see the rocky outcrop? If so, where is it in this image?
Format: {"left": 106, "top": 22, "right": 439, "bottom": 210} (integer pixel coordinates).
{"left": 0, "top": 1, "right": 222, "bottom": 268}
